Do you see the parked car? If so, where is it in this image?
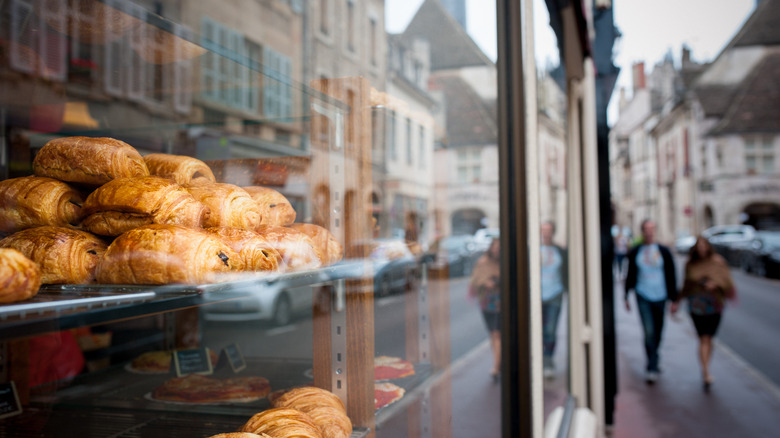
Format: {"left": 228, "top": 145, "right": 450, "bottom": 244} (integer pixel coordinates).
{"left": 203, "top": 271, "right": 330, "bottom": 326}
{"left": 429, "top": 234, "right": 481, "bottom": 277}
{"left": 702, "top": 224, "right": 757, "bottom": 266}
{"left": 473, "top": 228, "right": 500, "bottom": 252}
{"left": 333, "top": 239, "right": 419, "bottom": 297}
{"left": 736, "top": 231, "right": 780, "bottom": 278}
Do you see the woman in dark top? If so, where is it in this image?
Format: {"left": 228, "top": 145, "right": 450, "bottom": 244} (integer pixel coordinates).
{"left": 671, "top": 236, "right": 736, "bottom": 391}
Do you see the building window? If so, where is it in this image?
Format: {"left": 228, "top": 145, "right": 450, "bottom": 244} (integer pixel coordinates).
{"left": 263, "top": 47, "right": 292, "bottom": 119}
{"left": 406, "top": 118, "right": 413, "bottom": 165}
{"left": 201, "top": 17, "right": 256, "bottom": 112}
{"left": 745, "top": 137, "right": 775, "bottom": 175}
{"left": 320, "top": 0, "right": 329, "bottom": 35}
{"left": 388, "top": 111, "right": 397, "bottom": 161}
{"left": 456, "top": 148, "right": 481, "bottom": 184}
{"left": 419, "top": 126, "right": 425, "bottom": 168}
{"left": 369, "top": 17, "right": 377, "bottom": 66}
{"left": 346, "top": 0, "right": 355, "bottom": 52}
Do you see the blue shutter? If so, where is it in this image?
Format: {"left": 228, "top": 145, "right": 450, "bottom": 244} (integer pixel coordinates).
{"left": 174, "top": 24, "right": 193, "bottom": 114}
{"left": 10, "top": 0, "right": 36, "bottom": 74}
{"left": 40, "top": 0, "right": 67, "bottom": 81}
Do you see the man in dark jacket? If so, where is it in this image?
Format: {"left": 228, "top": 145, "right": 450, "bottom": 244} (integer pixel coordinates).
{"left": 625, "top": 219, "right": 677, "bottom": 384}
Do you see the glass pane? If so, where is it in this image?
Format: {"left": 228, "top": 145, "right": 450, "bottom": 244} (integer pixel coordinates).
{"left": 0, "top": 0, "right": 500, "bottom": 437}
{"left": 533, "top": 0, "right": 570, "bottom": 424}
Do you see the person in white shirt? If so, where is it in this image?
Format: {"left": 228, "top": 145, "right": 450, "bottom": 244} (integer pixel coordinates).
{"left": 540, "top": 221, "right": 567, "bottom": 379}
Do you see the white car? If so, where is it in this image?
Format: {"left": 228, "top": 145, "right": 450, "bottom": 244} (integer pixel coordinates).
{"left": 473, "top": 228, "right": 500, "bottom": 252}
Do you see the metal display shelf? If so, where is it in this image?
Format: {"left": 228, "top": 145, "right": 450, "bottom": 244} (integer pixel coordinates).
{"left": 0, "top": 264, "right": 361, "bottom": 341}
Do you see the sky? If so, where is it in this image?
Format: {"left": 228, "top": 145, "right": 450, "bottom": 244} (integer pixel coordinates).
{"left": 385, "top": 0, "right": 757, "bottom": 125}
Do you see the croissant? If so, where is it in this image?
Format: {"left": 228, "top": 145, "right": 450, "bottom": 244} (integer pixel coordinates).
{"left": 288, "top": 224, "right": 343, "bottom": 265}
{"left": 205, "top": 227, "right": 283, "bottom": 272}
{"left": 144, "top": 153, "right": 216, "bottom": 186}
{"left": 255, "top": 225, "right": 324, "bottom": 271}
{"left": 186, "top": 183, "right": 261, "bottom": 230}
{"left": 306, "top": 406, "right": 352, "bottom": 438}
{"left": 96, "top": 224, "right": 241, "bottom": 284}
{"left": 208, "top": 434, "right": 269, "bottom": 438}
{"left": 0, "top": 226, "right": 107, "bottom": 284}
{"left": 33, "top": 136, "right": 149, "bottom": 186}
{"left": 82, "top": 176, "right": 208, "bottom": 236}
{"left": 0, "top": 176, "right": 85, "bottom": 234}
{"left": 243, "top": 186, "right": 297, "bottom": 226}
{"left": 271, "top": 386, "right": 347, "bottom": 414}
{"left": 0, "top": 248, "right": 41, "bottom": 304}
{"left": 239, "top": 408, "right": 322, "bottom": 438}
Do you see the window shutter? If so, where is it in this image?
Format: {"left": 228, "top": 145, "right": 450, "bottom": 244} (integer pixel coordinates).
{"left": 40, "top": 0, "right": 67, "bottom": 81}
{"left": 126, "top": 2, "right": 147, "bottom": 101}
{"left": 174, "top": 24, "right": 193, "bottom": 114}
{"left": 201, "top": 17, "right": 217, "bottom": 101}
{"left": 281, "top": 55, "right": 292, "bottom": 120}
{"left": 10, "top": 0, "right": 36, "bottom": 74}
{"left": 104, "top": 0, "right": 124, "bottom": 96}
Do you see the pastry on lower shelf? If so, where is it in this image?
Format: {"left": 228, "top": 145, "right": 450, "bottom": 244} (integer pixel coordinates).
{"left": 239, "top": 408, "right": 322, "bottom": 438}
{"left": 186, "top": 183, "right": 261, "bottom": 230}
{"left": 152, "top": 374, "right": 271, "bottom": 404}
{"left": 288, "top": 223, "right": 343, "bottom": 266}
{"left": 33, "top": 136, "right": 149, "bottom": 186}
{"left": 143, "top": 153, "right": 216, "bottom": 186}
{"left": 0, "top": 176, "right": 86, "bottom": 234}
{"left": 374, "top": 355, "right": 416, "bottom": 381}
{"left": 0, "top": 226, "right": 106, "bottom": 284}
{"left": 0, "top": 248, "right": 41, "bottom": 304}
{"left": 208, "top": 434, "right": 270, "bottom": 438}
{"left": 243, "top": 186, "right": 297, "bottom": 227}
{"left": 375, "top": 382, "right": 405, "bottom": 410}
{"left": 96, "top": 224, "right": 241, "bottom": 284}
{"left": 305, "top": 406, "right": 353, "bottom": 438}
{"left": 205, "top": 227, "right": 283, "bottom": 272}
{"left": 255, "top": 225, "right": 323, "bottom": 271}
{"left": 82, "top": 176, "right": 208, "bottom": 236}
{"left": 131, "top": 348, "right": 219, "bottom": 373}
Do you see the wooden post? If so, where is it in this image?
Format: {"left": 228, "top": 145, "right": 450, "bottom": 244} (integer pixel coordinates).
{"left": 310, "top": 77, "right": 375, "bottom": 435}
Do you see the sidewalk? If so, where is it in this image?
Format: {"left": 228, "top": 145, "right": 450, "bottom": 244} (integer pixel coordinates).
{"left": 611, "top": 283, "right": 780, "bottom": 437}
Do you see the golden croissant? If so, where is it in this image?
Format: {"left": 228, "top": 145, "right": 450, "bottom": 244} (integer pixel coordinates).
{"left": 96, "top": 224, "right": 242, "bottom": 284}
{"left": 186, "top": 183, "right": 261, "bottom": 230}
{"left": 272, "top": 386, "right": 347, "bottom": 414}
{"left": 0, "top": 176, "right": 85, "bottom": 234}
{"left": 33, "top": 136, "right": 149, "bottom": 186}
{"left": 306, "top": 406, "right": 352, "bottom": 438}
{"left": 243, "top": 186, "right": 297, "bottom": 226}
{"left": 255, "top": 225, "right": 324, "bottom": 271}
{"left": 205, "top": 227, "right": 283, "bottom": 272}
{"left": 82, "top": 176, "right": 208, "bottom": 236}
{"left": 0, "top": 248, "right": 41, "bottom": 304}
{"left": 0, "top": 226, "right": 107, "bottom": 284}
{"left": 144, "top": 153, "right": 216, "bottom": 186}
{"left": 288, "top": 223, "right": 343, "bottom": 265}
{"left": 239, "top": 408, "right": 322, "bottom": 438}
{"left": 208, "top": 434, "right": 270, "bottom": 438}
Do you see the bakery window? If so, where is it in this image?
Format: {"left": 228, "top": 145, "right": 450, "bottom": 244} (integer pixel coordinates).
{"left": 0, "top": 0, "right": 608, "bottom": 436}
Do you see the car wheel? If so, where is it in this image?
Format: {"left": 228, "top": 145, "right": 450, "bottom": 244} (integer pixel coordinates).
{"left": 273, "top": 294, "right": 292, "bottom": 326}
{"left": 740, "top": 257, "right": 752, "bottom": 273}
{"left": 378, "top": 277, "right": 391, "bottom": 297}
{"left": 755, "top": 260, "right": 767, "bottom": 278}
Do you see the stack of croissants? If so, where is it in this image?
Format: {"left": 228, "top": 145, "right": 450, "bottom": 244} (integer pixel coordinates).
{"left": 208, "top": 386, "right": 353, "bottom": 438}
{"left": 0, "top": 136, "right": 343, "bottom": 304}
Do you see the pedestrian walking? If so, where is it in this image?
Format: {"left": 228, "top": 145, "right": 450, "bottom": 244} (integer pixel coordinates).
{"left": 540, "top": 221, "right": 567, "bottom": 379}
{"left": 671, "top": 236, "right": 736, "bottom": 391}
{"left": 614, "top": 227, "right": 629, "bottom": 279}
{"left": 470, "top": 238, "right": 502, "bottom": 383}
{"left": 624, "top": 219, "right": 678, "bottom": 384}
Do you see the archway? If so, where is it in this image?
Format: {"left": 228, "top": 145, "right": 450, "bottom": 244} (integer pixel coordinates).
{"left": 703, "top": 205, "right": 714, "bottom": 230}
{"left": 743, "top": 202, "right": 780, "bottom": 230}
{"left": 451, "top": 208, "right": 486, "bottom": 236}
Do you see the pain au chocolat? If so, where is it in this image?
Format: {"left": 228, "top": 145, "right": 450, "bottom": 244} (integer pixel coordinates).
{"left": 255, "top": 225, "right": 324, "bottom": 271}
{"left": 205, "top": 227, "right": 283, "bottom": 272}
{"left": 0, "top": 248, "right": 41, "bottom": 304}
{"left": 288, "top": 223, "right": 343, "bottom": 265}
{"left": 0, "top": 226, "right": 106, "bottom": 284}
{"left": 243, "top": 186, "right": 297, "bottom": 227}
{"left": 82, "top": 176, "right": 208, "bottom": 236}
{"left": 186, "top": 183, "right": 262, "bottom": 230}
{"left": 0, "top": 176, "right": 85, "bottom": 234}
{"left": 271, "top": 387, "right": 351, "bottom": 438}
{"left": 33, "top": 136, "right": 149, "bottom": 186}
{"left": 144, "top": 153, "right": 216, "bottom": 186}
{"left": 96, "top": 224, "right": 242, "bottom": 284}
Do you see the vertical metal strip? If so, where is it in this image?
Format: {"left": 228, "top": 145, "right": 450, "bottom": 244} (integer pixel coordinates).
{"left": 420, "top": 387, "right": 432, "bottom": 438}
{"left": 331, "top": 279, "right": 348, "bottom": 406}
{"left": 418, "top": 264, "right": 430, "bottom": 364}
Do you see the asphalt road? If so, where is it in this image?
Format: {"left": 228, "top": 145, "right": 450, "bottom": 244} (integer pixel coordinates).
{"left": 717, "top": 268, "right": 780, "bottom": 386}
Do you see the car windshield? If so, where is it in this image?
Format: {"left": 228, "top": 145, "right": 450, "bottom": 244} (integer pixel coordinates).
{"left": 760, "top": 233, "right": 780, "bottom": 249}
